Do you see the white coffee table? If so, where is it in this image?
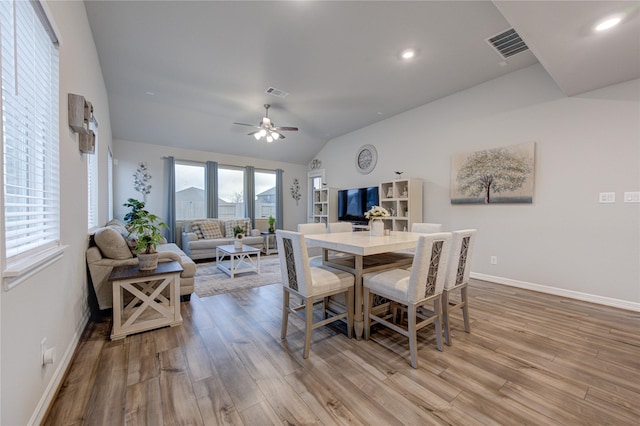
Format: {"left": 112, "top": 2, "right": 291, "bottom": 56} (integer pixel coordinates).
{"left": 216, "top": 244, "right": 261, "bottom": 278}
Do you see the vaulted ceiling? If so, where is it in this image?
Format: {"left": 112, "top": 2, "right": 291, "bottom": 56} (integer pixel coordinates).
{"left": 84, "top": 1, "right": 640, "bottom": 165}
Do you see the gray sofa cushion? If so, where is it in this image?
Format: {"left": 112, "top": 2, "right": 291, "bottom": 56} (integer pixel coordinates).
{"left": 94, "top": 227, "right": 133, "bottom": 260}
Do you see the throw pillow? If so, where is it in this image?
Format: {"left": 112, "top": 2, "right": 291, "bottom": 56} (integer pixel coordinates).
{"left": 199, "top": 220, "right": 224, "bottom": 239}
{"left": 94, "top": 227, "right": 133, "bottom": 260}
{"left": 225, "top": 219, "right": 250, "bottom": 238}
{"left": 191, "top": 222, "right": 205, "bottom": 239}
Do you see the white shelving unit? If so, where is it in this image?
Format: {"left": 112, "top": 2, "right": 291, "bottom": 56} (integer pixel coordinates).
{"left": 379, "top": 178, "right": 423, "bottom": 231}
{"left": 312, "top": 187, "right": 339, "bottom": 225}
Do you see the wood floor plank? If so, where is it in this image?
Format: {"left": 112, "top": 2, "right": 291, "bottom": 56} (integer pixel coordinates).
{"left": 126, "top": 332, "right": 159, "bottom": 385}
{"left": 193, "top": 375, "right": 244, "bottom": 426}
{"left": 124, "top": 377, "right": 163, "bottom": 425}
{"left": 41, "top": 321, "right": 108, "bottom": 425}
{"left": 43, "top": 279, "right": 640, "bottom": 425}
{"left": 158, "top": 347, "right": 204, "bottom": 425}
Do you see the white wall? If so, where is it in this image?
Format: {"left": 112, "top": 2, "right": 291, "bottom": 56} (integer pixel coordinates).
{"left": 0, "top": 2, "right": 113, "bottom": 424}
{"left": 314, "top": 64, "right": 639, "bottom": 308}
{"left": 112, "top": 139, "right": 308, "bottom": 232}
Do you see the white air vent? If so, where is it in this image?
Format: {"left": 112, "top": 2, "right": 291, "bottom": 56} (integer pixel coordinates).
{"left": 486, "top": 28, "right": 528, "bottom": 59}
{"left": 265, "top": 87, "right": 289, "bottom": 98}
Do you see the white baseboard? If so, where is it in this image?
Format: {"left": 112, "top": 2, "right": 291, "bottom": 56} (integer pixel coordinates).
{"left": 28, "top": 309, "right": 91, "bottom": 426}
{"left": 470, "top": 272, "right": 640, "bottom": 312}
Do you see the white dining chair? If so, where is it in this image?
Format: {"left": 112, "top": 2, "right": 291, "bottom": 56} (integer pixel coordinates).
{"left": 298, "top": 223, "right": 327, "bottom": 266}
{"left": 411, "top": 223, "right": 443, "bottom": 234}
{"left": 276, "top": 230, "right": 354, "bottom": 359}
{"left": 442, "top": 229, "right": 477, "bottom": 346}
{"left": 328, "top": 222, "right": 353, "bottom": 233}
{"left": 363, "top": 232, "right": 451, "bottom": 368}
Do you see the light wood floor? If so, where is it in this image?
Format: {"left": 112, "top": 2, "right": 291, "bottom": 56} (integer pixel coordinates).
{"left": 44, "top": 279, "right": 640, "bottom": 425}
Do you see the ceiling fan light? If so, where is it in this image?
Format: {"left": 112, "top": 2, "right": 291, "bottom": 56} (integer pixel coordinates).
{"left": 266, "top": 135, "right": 274, "bottom": 143}
{"left": 272, "top": 132, "right": 280, "bottom": 140}
{"left": 253, "top": 133, "right": 262, "bottom": 140}
{"left": 258, "top": 129, "right": 267, "bottom": 137}
{"left": 595, "top": 17, "right": 621, "bottom": 32}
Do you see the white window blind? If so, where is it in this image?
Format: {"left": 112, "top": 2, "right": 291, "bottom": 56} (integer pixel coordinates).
{"left": 107, "top": 147, "right": 113, "bottom": 221}
{"left": 1, "top": 0, "right": 60, "bottom": 261}
{"left": 87, "top": 121, "right": 98, "bottom": 229}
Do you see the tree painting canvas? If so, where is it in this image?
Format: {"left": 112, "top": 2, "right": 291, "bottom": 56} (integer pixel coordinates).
{"left": 451, "top": 142, "right": 535, "bottom": 204}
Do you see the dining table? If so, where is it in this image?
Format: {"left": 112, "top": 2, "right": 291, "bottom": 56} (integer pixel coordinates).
{"left": 304, "top": 230, "right": 422, "bottom": 339}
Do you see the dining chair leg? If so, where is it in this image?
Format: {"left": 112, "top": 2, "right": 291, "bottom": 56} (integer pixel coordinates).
{"left": 281, "top": 288, "right": 290, "bottom": 340}
{"left": 363, "top": 288, "right": 372, "bottom": 340}
{"left": 323, "top": 296, "right": 329, "bottom": 319}
{"left": 434, "top": 297, "right": 443, "bottom": 352}
{"left": 461, "top": 285, "right": 470, "bottom": 333}
{"left": 303, "top": 296, "right": 314, "bottom": 359}
{"left": 347, "top": 287, "right": 354, "bottom": 339}
{"left": 408, "top": 304, "right": 418, "bottom": 369}
{"left": 441, "top": 290, "right": 451, "bottom": 346}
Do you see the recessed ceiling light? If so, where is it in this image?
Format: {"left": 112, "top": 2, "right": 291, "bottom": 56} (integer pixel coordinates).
{"left": 595, "top": 17, "right": 621, "bottom": 32}
{"left": 400, "top": 48, "right": 416, "bottom": 60}
{"left": 145, "top": 91, "right": 155, "bottom": 96}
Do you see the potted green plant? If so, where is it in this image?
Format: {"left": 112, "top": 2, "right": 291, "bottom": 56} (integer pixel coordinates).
{"left": 233, "top": 225, "right": 245, "bottom": 249}
{"left": 123, "top": 198, "right": 168, "bottom": 270}
{"left": 267, "top": 215, "right": 276, "bottom": 233}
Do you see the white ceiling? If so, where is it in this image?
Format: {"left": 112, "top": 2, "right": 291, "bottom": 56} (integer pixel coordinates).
{"left": 84, "top": 1, "right": 640, "bottom": 165}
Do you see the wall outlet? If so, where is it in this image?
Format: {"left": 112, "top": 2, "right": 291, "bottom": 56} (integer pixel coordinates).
{"left": 490, "top": 256, "right": 498, "bottom": 265}
{"left": 40, "top": 338, "right": 47, "bottom": 366}
{"left": 599, "top": 192, "right": 615, "bottom": 203}
{"left": 624, "top": 192, "right": 640, "bottom": 203}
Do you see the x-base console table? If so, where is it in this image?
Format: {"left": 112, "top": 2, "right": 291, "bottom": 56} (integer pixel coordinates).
{"left": 108, "top": 260, "right": 183, "bottom": 340}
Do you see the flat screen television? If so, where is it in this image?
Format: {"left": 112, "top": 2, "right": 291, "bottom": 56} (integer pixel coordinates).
{"left": 337, "top": 186, "right": 379, "bottom": 224}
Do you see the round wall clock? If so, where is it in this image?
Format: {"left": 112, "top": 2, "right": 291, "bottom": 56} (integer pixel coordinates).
{"left": 355, "top": 144, "right": 377, "bottom": 174}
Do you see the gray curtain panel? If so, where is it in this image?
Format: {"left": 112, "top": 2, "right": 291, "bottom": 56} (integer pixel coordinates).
{"left": 276, "top": 169, "right": 284, "bottom": 230}
{"left": 244, "top": 165, "right": 255, "bottom": 227}
{"left": 164, "top": 156, "right": 176, "bottom": 243}
{"left": 206, "top": 161, "right": 218, "bottom": 217}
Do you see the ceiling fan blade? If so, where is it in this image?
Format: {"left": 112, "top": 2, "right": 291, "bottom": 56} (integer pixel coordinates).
{"left": 247, "top": 130, "right": 260, "bottom": 136}
{"left": 233, "top": 122, "right": 259, "bottom": 128}
{"left": 273, "top": 126, "right": 298, "bottom": 132}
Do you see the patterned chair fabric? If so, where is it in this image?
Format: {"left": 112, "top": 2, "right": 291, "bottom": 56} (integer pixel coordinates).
{"left": 442, "top": 229, "right": 477, "bottom": 346}
{"left": 363, "top": 232, "right": 452, "bottom": 368}
{"left": 276, "top": 230, "right": 355, "bottom": 359}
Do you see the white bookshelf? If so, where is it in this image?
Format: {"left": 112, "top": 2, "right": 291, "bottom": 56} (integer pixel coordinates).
{"left": 312, "top": 187, "right": 338, "bottom": 225}
{"left": 379, "top": 178, "right": 423, "bottom": 231}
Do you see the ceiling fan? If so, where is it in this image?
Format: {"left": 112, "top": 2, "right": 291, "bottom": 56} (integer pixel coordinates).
{"left": 233, "top": 104, "right": 298, "bottom": 142}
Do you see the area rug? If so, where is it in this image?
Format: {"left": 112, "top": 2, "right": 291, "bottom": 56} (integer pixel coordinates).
{"left": 194, "top": 255, "right": 282, "bottom": 298}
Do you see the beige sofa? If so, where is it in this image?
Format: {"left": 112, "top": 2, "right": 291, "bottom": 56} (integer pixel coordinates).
{"left": 87, "top": 219, "right": 195, "bottom": 310}
{"left": 181, "top": 218, "right": 264, "bottom": 260}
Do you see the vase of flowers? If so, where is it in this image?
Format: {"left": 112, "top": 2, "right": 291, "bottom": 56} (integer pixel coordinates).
{"left": 364, "top": 205, "right": 389, "bottom": 237}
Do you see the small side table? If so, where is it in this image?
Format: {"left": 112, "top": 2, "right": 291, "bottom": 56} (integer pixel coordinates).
{"left": 109, "top": 261, "right": 183, "bottom": 340}
{"left": 216, "top": 244, "right": 261, "bottom": 278}
{"left": 261, "top": 231, "right": 278, "bottom": 255}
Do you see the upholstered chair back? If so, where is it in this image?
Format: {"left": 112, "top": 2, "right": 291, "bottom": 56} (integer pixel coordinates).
{"left": 406, "top": 232, "right": 451, "bottom": 303}
{"left": 328, "top": 222, "right": 352, "bottom": 233}
{"left": 276, "top": 230, "right": 313, "bottom": 296}
{"left": 411, "top": 223, "right": 444, "bottom": 234}
{"left": 444, "top": 229, "right": 477, "bottom": 291}
{"left": 297, "top": 223, "right": 326, "bottom": 258}
{"left": 297, "top": 223, "right": 326, "bottom": 234}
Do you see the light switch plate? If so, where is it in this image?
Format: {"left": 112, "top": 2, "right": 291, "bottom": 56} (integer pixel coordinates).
{"left": 599, "top": 192, "right": 615, "bottom": 203}
{"left": 624, "top": 192, "right": 640, "bottom": 203}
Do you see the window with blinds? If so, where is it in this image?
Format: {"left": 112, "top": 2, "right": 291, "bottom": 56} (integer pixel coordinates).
{"left": 87, "top": 122, "right": 99, "bottom": 229}
{"left": 1, "top": 0, "right": 60, "bottom": 262}
{"left": 108, "top": 147, "right": 114, "bottom": 221}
